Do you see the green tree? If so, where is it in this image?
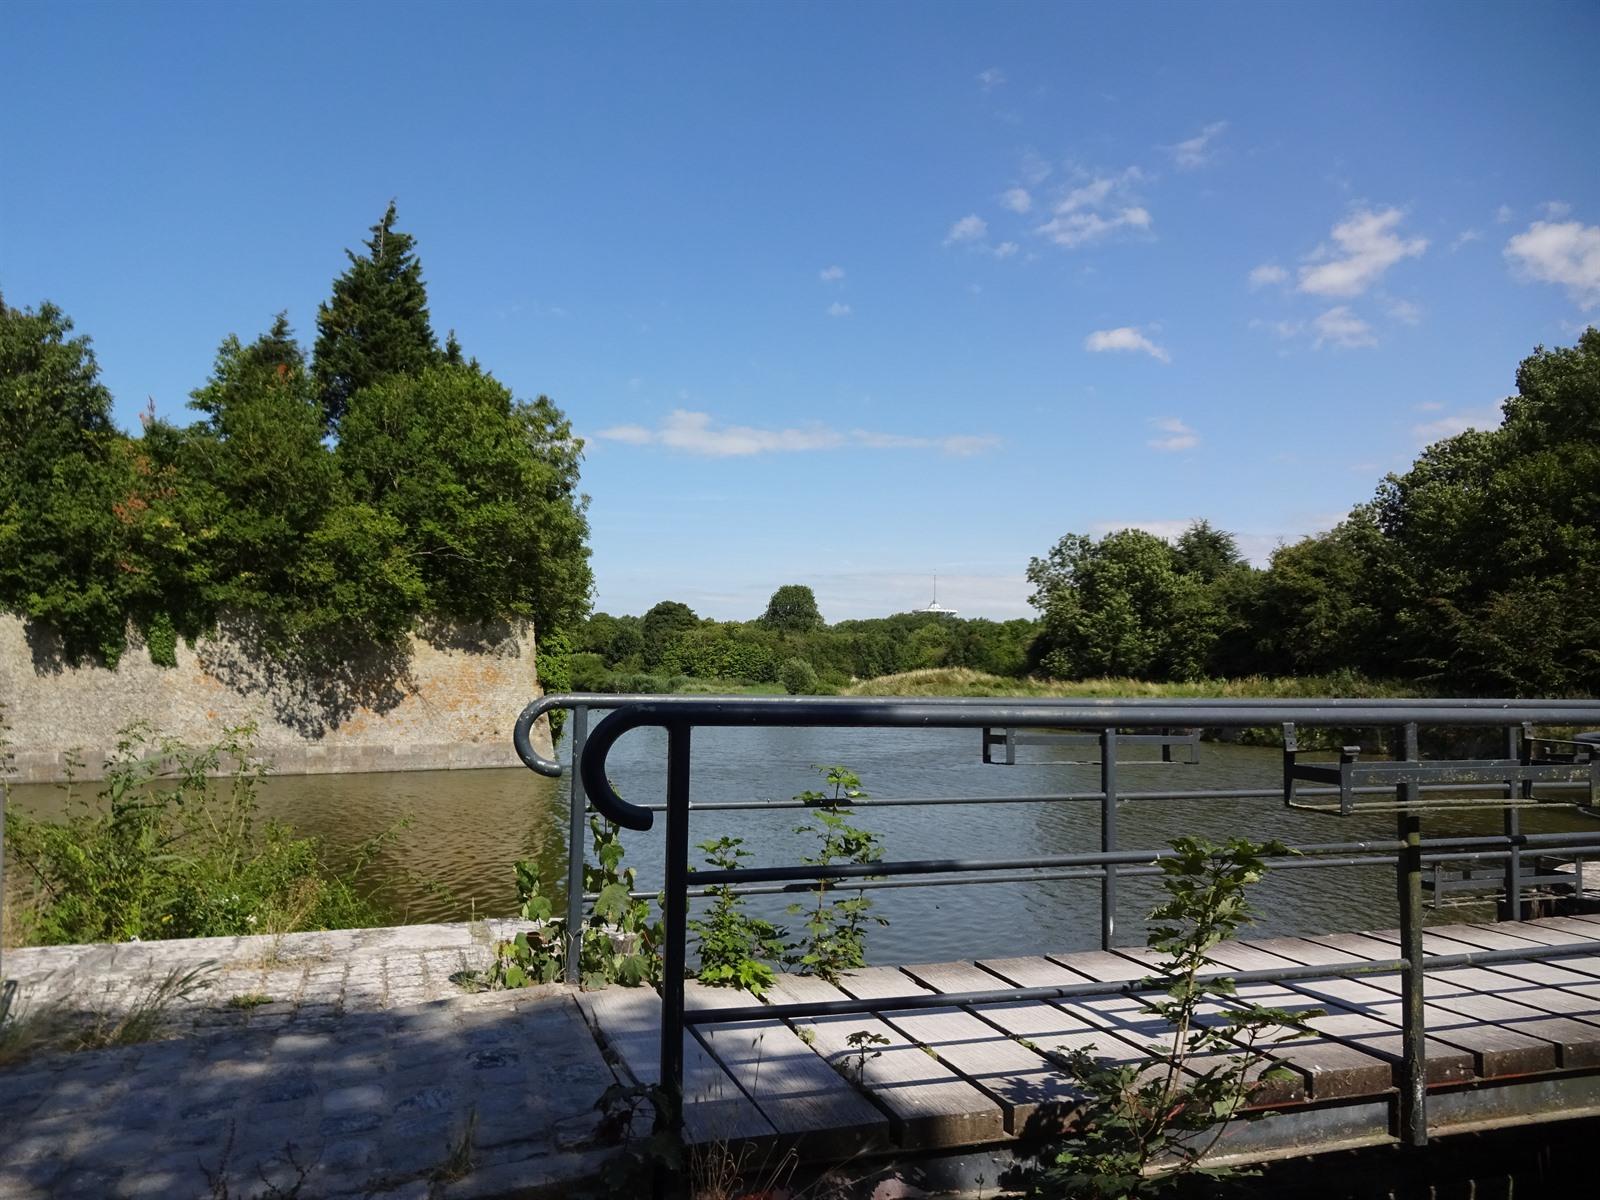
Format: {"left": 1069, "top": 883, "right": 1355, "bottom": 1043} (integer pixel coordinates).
{"left": 639, "top": 601, "right": 699, "bottom": 668}
{"left": 759, "top": 584, "right": 825, "bottom": 632}
{"left": 312, "top": 202, "right": 439, "bottom": 430}
{"left": 0, "top": 298, "right": 130, "bottom": 663}
{"left": 336, "top": 364, "right": 592, "bottom": 634}
{"left": 1171, "top": 519, "right": 1242, "bottom": 583}
{"left": 184, "top": 316, "right": 337, "bottom": 635}
{"left": 1026, "top": 529, "right": 1211, "bottom": 680}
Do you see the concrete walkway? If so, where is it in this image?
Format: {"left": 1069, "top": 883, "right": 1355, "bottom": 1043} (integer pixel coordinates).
{"left": 0, "top": 924, "right": 623, "bottom": 1199}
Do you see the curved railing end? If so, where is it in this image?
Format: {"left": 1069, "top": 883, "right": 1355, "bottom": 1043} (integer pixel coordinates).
{"left": 512, "top": 696, "right": 570, "bottom": 778}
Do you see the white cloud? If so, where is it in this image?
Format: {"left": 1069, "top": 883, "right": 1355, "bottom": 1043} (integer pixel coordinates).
{"left": 1385, "top": 297, "right": 1423, "bottom": 325}
{"left": 1249, "top": 263, "right": 1288, "bottom": 288}
{"left": 944, "top": 213, "right": 988, "bottom": 245}
{"left": 1168, "top": 120, "right": 1228, "bottom": 170}
{"left": 1084, "top": 326, "right": 1170, "bottom": 363}
{"left": 976, "top": 67, "right": 1006, "bottom": 90}
{"left": 1543, "top": 200, "right": 1573, "bottom": 219}
{"left": 1019, "top": 150, "right": 1052, "bottom": 186}
{"left": 1146, "top": 417, "right": 1199, "bottom": 451}
{"left": 992, "top": 241, "right": 1019, "bottom": 259}
{"left": 1034, "top": 168, "right": 1151, "bottom": 249}
{"left": 1412, "top": 405, "right": 1504, "bottom": 444}
{"left": 826, "top": 302, "right": 852, "bottom": 318}
{"left": 819, "top": 265, "right": 845, "bottom": 282}
{"left": 1504, "top": 219, "right": 1600, "bottom": 309}
{"left": 1450, "top": 229, "right": 1482, "bottom": 252}
{"left": 593, "top": 410, "right": 998, "bottom": 458}
{"left": 1298, "top": 208, "right": 1428, "bottom": 297}
{"left": 1495, "top": 204, "right": 1515, "bottom": 224}
{"left": 1311, "top": 306, "right": 1377, "bottom": 349}
{"left": 1001, "top": 187, "right": 1033, "bottom": 214}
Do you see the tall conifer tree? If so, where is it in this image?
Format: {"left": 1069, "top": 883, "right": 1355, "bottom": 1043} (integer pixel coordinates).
{"left": 312, "top": 202, "right": 438, "bottom": 430}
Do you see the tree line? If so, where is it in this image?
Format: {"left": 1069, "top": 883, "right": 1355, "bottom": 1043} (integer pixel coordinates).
{"left": 0, "top": 204, "right": 592, "bottom": 668}
{"left": 574, "top": 330, "right": 1597, "bottom": 699}
{"left": 1028, "top": 329, "right": 1600, "bottom": 696}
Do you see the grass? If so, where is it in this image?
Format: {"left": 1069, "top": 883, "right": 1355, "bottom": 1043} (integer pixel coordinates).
{"left": 843, "top": 667, "right": 1422, "bottom": 700}
{"left": 224, "top": 992, "right": 273, "bottom": 1010}
{"left": 0, "top": 964, "right": 214, "bottom": 1066}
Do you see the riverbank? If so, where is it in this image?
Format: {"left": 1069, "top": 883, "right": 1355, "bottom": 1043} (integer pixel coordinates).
{"left": 844, "top": 667, "right": 1425, "bottom": 699}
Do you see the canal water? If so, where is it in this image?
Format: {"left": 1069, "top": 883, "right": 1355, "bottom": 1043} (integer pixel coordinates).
{"left": 10, "top": 727, "right": 1595, "bottom": 963}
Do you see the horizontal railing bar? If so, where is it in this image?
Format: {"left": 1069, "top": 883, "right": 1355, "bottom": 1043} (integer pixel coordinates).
{"left": 616, "top": 854, "right": 1404, "bottom": 900}
{"left": 682, "top": 955, "right": 1413, "bottom": 1024}
{"left": 680, "top": 936, "right": 1600, "bottom": 1027}
{"left": 619, "top": 778, "right": 1594, "bottom": 813}
{"left": 690, "top": 839, "right": 1408, "bottom": 886}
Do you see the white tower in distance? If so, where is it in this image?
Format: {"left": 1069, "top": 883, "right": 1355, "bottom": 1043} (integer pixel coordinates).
{"left": 920, "top": 572, "right": 959, "bottom": 616}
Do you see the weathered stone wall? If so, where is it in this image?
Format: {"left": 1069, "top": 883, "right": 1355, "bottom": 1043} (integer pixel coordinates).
{"left": 0, "top": 613, "right": 552, "bottom": 782}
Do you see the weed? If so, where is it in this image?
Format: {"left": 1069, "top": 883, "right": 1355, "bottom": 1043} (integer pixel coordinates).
{"left": 482, "top": 817, "right": 661, "bottom": 991}
{"left": 1009, "top": 837, "right": 1318, "bottom": 1198}
{"left": 786, "top": 766, "right": 886, "bottom": 981}
{"left": 225, "top": 993, "right": 273, "bottom": 1010}
{"left": 3, "top": 723, "right": 397, "bottom": 947}
{"left": 840, "top": 1029, "right": 890, "bottom": 1086}
{"left": 431, "top": 1106, "right": 478, "bottom": 1184}
{"left": 690, "top": 835, "right": 786, "bottom": 995}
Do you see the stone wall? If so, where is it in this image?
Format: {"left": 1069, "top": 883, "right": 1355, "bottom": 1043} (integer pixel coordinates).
{"left": 0, "top": 613, "right": 552, "bottom": 782}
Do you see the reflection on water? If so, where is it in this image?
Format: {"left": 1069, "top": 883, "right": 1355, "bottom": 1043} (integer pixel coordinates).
{"left": 12, "top": 727, "right": 1596, "bottom": 964}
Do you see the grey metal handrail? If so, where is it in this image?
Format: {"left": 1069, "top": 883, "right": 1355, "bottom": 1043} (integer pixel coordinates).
{"left": 561, "top": 694, "right": 1600, "bottom": 1159}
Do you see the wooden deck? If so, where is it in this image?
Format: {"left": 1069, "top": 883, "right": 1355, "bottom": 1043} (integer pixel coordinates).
{"left": 579, "top": 914, "right": 1600, "bottom": 1168}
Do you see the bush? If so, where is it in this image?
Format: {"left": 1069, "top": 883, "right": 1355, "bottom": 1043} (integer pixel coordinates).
{"left": 779, "top": 657, "right": 819, "bottom": 695}
{"left": 3, "top": 723, "right": 394, "bottom": 945}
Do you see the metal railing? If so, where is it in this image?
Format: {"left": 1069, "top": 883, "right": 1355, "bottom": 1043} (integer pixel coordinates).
{"left": 517, "top": 695, "right": 1600, "bottom": 1153}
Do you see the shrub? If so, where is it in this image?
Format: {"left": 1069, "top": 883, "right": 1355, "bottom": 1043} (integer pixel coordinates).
{"left": 779, "top": 657, "right": 819, "bottom": 695}
{"left": 3, "top": 723, "right": 393, "bottom": 945}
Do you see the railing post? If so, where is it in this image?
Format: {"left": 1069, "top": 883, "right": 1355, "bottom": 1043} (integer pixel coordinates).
{"left": 1100, "top": 727, "right": 1118, "bottom": 951}
{"left": 1503, "top": 724, "right": 1523, "bottom": 922}
{"left": 659, "top": 721, "right": 692, "bottom": 1138}
{"left": 1395, "top": 721, "right": 1428, "bottom": 1147}
{"left": 565, "top": 704, "right": 589, "bottom": 984}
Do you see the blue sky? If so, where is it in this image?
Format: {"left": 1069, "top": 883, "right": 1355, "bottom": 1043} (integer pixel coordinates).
{"left": 4, "top": 2, "right": 1597, "bottom": 621}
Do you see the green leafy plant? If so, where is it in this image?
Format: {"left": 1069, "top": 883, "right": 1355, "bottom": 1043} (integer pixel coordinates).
{"left": 489, "top": 816, "right": 662, "bottom": 990}
{"left": 786, "top": 765, "right": 887, "bottom": 982}
{"left": 3, "top": 723, "right": 394, "bottom": 946}
{"left": 689, "top": 836, "right": 787, "bottom": 995}
{"left": 841, "top": 1029, "right": 891, "bottom": 1086}
{"left": 1012, "top": 837, "right": 1316, "bottom": 1199}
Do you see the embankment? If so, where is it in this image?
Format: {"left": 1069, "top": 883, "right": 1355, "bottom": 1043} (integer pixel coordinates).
{"left": 0, "top": 613, "right": 551, "bottom": 782}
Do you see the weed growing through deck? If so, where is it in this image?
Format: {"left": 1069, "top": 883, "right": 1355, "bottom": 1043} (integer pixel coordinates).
{"left": 480, "top": 816, "right": 662, "bottom": 990}
{"left": 690, "top": 835, "right": 787, "bottom": 995}
{"left": 225, "top": 992, "right": 274, "bottom": 1010}
{"left": 786, "top": 765, "right": 887, "bottom": 982}
{"left": 1010, "top": 837, "right": 1317, "bottom": 1199}
{"left": 841, "top": 1028, "right": 890, "bottom": 1086}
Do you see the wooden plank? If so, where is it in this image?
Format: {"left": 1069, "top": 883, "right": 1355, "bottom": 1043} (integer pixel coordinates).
{"left": 578, "top": 988, "right": 775, "bottom": 1145}
{"left": 1303, "top": 931, "right": 1410, "bottom": 961}
{"left": 685, "top": 981, "right": 889, "bottom": 1157}
{"left": 1229, "top": 979, "right": 1474, "bottom": 1087}
{"left": 1287, "top": 932, "right": 1564, "bottom": 1076}
{"left": 848, "top": 965, "right": 1080, "bottom": 1133}
{"left": 1202, "top": 941, "right": 1306, "bottom": 974}
{"left": 1044, "top": 949, "right": 1153, "bottom": 982}
{"left": 1417, "top": 923, "right": 1549, "bottom": 953}
{"left": 1239, "top": 936, "right": 1367, "bottom": 967}
{"left": 1481, "top": 958, "right": 1600, "bottom": 1001}
{"left": 1479, "top": 920, "right": 1600, "bottom": 949}
{"left": 1193, "top": 982, "right": 1393, "bottom": 1100}
{"left": 761, "top": 973, "right": 1005, "bottom": 1149}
